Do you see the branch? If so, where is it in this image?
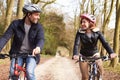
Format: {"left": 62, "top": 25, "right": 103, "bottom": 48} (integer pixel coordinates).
{"left": 40, "top": 0, "right": 56, "bottom": 9}
{"left": 31, "top": 0, "right": 41, "bottom": 4}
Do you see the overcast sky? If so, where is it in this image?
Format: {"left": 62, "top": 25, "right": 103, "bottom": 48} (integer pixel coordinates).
{"left": 51, "top": 0, "right": 80, "bottom": 18}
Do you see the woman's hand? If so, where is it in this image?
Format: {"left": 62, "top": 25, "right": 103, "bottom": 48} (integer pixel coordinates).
{"left": 72, "top": 55, "right": 79, "bottom": 60}
{"left": 110, "top": 53, "right": 117, "bottom": 59}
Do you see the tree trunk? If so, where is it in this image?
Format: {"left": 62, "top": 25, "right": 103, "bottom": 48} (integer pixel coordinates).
{"left": 17, "top": 0, "right": 24, "bottom": 19}
{"left": 101, "top": 0, "right": 115, "bottom": 55}
{"left": 90, "top": 0, "right": 95, "bottom": 14}
{"left": 110, "top": 0, "right": 120, "bottom": 67}
{"left": 3, "top": 0, "right": 14, "bottom": 53}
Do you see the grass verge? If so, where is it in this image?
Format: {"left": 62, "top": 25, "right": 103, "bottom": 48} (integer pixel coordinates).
{"left": 103, "top": 61, "right": 120, "bottom": 74}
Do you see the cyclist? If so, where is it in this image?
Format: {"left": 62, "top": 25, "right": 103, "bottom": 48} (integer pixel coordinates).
{"left": 0, "top": 4, "right": 44, "bottom": 80}
{"left": 72, "top": 13, "right": 117, "bottom": 80}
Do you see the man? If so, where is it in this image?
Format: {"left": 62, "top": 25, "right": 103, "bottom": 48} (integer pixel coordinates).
{"left": 0, "top": 4, "right": 44, "bottom": 80}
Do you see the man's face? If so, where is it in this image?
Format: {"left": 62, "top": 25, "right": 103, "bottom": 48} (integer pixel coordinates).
{"left": 28, "top": 12, "right": 40, "bottom": 24}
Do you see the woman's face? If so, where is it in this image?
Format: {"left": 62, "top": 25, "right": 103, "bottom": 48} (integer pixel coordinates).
{"left": 81, "top": 18, "right": 90, "bottom": 30}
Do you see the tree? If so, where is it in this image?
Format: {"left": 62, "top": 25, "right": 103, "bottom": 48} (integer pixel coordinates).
{"left": 3, "top": 0, "right": 14, "bottom": 53}
{"left": 17, "top": 0, "right": 24, "bottom": 19}
{"left": 111, "top": 0, "right": 120, "bottom": 67}
{"left": 90, "top": 0, "right": 95, "bottom": 14}
{"left": 100, "top": 0, "right": 115, "bottom": 55}
{"left": 40, "top": 12, "right": 65, "bottom": 55}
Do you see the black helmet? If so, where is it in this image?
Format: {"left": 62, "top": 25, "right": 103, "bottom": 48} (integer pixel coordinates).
{"left": 22, "top": 4, "right": 42, "bottom": 14}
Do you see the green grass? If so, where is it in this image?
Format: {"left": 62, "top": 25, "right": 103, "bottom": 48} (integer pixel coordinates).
{"left": 103, "top": 61, "right": 120, "bottom": 74}
{"left": 40, "top": 54, "right": 54, "bottom": 58}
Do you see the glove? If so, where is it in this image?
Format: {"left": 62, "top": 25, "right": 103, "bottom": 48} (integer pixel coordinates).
{"left": 0, "top": 54, "right": 5, "bottom": 59}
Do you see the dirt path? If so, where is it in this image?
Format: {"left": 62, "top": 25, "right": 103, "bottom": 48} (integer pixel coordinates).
{"left": 0, "top": 55, "right": 120, "bottom": 80}
{"left": 35, "top": 55, "right": 81, "bottom": 80}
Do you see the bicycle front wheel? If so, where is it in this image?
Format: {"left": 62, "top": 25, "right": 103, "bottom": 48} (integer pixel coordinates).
{"left": 8, "top": 76, "right": 19, "bottom": 80}
{"left": 19, "top": 72, "right": 27, "bottom": 80}
{"left": 89, "top": 75, "right": 97, "bottom": 80}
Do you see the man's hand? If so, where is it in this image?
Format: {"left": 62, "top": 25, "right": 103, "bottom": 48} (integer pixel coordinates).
{"left": 32, "top": 47, "right": 41, "bottom": 56}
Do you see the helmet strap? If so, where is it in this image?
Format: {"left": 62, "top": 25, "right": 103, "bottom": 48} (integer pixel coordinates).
{"left": 26, "top": 13, "right": 34, "bottom": 25}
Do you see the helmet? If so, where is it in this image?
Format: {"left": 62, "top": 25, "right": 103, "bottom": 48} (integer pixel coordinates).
{"left": 22, "top": 4, "right": 42, "bottom": 14}
{"left": 80, "top": 14, "right": 96, "bottom": 24}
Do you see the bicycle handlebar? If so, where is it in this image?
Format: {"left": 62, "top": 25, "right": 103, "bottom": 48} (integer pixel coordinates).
{"left": 76, "top": 55, "right": 110, "bottom": 63}
{"left": 0, "top": 54, "right": 9, "bottom": 59}
{"left": 0, "top": 53, "right": 34, "bottom": 59}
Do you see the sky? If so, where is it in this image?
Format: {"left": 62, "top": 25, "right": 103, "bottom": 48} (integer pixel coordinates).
{"left": 51, "top": 0, "right": 80, "bottom": 18}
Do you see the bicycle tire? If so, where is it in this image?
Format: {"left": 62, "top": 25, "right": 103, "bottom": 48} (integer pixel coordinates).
{"left": 19, "top": 71, "right": 27, "bottom": 80}
{"left": 89, "top": 63, "right": 99, "bottom": 80}
{"left": 89, "top": 71, "right": 101, "bottom": 80}
{"left": 9, "top": 73, "right": 27, "bottom": 80}
{"left": 9, "top": 76, "right": 19, "bottom": 80}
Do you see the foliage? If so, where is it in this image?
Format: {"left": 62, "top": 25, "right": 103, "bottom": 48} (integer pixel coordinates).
{"left": 40, "top": 12, "right": 65, "bottom": 55}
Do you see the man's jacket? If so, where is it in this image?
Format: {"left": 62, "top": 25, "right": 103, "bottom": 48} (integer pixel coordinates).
{"left": 0, "top": 18, "right": 44, "bottom": 64}
{"left": 73, "top": 28, "right": 114, "bottom": 57}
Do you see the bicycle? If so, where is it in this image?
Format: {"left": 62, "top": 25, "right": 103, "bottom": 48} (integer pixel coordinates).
{"left": 76, "top": 55, "right": 109, "bottom": 80}
{"left": 0, "top": 53, "right": 34, "bottom": 80}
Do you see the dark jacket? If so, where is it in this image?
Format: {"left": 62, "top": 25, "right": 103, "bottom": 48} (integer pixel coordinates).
{"left": 73, "top": 28, "right": 114, "bottom": 57}
{"left": 0, "top": 18, "right": 44, "bottom": 64}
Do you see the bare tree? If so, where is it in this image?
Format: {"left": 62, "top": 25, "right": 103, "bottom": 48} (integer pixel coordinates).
{"left": 111, "top": 0, "right": 120, "bottom": 67}
{"left": 3, "top": 0, "right": 14, "bottom": 52}
{"left": 100, "top": 0, "right": 115, "bottom": 55}
{"left": 17, "top": 0, "right": 24, "bottom": 19}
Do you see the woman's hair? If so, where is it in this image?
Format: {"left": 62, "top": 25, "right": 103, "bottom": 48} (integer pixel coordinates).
{"left": 89, "top": 22, "right": 96, "bottom": 29}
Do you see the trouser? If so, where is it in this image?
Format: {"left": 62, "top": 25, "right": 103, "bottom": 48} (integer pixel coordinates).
{"left": 9, "top": 56, "right": 37, "bottom": 80}
{"left": 79, "top": 53, "right": 103, "bottom": 80}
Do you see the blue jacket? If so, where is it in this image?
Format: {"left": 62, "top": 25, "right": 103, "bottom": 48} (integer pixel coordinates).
{"left": 0, "top": 18, "right": 44, "bottom": 63}
{"left": 73, "top": 28, "right": 114, "bottom": 57}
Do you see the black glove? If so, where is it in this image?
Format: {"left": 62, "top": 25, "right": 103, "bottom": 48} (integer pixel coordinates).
{"left": 0, "top": 54, "right": 5, "bottom": 59}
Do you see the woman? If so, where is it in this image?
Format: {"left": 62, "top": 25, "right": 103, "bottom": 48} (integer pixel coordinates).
{"left": 72, "top": 13, "right": 116, "bottom": 80}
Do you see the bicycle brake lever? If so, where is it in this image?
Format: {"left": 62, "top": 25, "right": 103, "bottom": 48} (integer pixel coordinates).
{"left": 103, "top": 56, "right": 109, "bottom": 61}
{"left": 0, "top": 54, "right": 6, "bottom": 59}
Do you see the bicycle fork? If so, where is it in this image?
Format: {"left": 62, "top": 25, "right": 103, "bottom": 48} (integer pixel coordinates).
{"left": 89, "top": 63, "right": 98, "bottom": 80}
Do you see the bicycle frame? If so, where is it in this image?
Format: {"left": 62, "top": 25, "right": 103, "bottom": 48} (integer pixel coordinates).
{"left": 88, "top": 59, "right": 99, "bottom": 80}
{"left": 11, "top": 57, "right": 27, "bottom": 80}
{"left": 77, "top": 56, "right": 109, "bottom": 80}
{"left": 0, "top": 54, "right": 28, "bottom": 80}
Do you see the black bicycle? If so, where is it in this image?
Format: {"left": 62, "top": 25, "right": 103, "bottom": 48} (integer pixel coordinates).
{"left": 76, "top": 55, "right": 109, "bottom": 80}
{"left": 0, "top": 53, "right": 34, "bottom": 80}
